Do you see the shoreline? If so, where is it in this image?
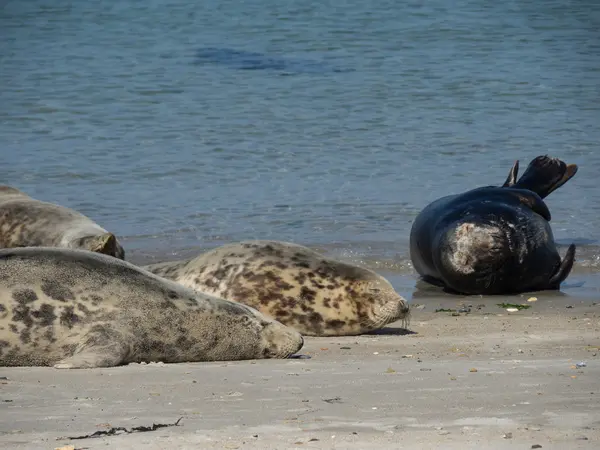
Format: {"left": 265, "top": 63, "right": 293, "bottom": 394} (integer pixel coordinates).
{"left": 2, "top": 298, "right": 599, "bottom": 449}
{"left": 126, "top": 243, "right": 600, "bottom": 304}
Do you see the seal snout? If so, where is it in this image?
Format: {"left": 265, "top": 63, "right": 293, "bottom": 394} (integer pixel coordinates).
{"left": 369, "top": 289, "right": 410, "bottom": 330}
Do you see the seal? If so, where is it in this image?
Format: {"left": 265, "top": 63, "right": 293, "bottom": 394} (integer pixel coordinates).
{"left": 0, "top": 247, "right": 303, "bottom": 368}
{"left": 0, "top": 185, "right": 124, "bottom": 259}
{"left": 409, "top": 155, "right": 578, "bottom": 295}
{"left": 143, "top": 240, "right": 410, "bottom": 337}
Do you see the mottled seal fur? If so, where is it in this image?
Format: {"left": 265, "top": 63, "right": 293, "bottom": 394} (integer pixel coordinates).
{"left": 0, "top": 247, "right": 303, "bottom": 368}
{"left": 410, "top": 155, "right": 578, "bottom": 295}
{"left": 0, "top": 186, "right": 124, "bottom": 259}
{"left": 143, "top": 240, "right": 410, "bottom": 337}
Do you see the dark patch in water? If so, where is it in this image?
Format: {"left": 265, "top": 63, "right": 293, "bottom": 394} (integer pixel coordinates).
{"left": 193, "top": 47, "right": 353, "bottom": 75}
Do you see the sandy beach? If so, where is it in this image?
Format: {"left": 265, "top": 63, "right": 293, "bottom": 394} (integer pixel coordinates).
{"left": 1, "top": 293, "right": 598, "bottom": 450}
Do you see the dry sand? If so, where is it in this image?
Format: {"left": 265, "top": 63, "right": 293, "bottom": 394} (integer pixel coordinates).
{"left": 1, "top": 294, "right": 599, "bottom": 450}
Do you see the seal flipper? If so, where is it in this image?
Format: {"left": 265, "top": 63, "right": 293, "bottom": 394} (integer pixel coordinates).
{"left": 548, "top": 244, "right": 576, "bottom": 288}
{"left": 78, "top": 233, "right": 125, "bottom": 259}
{"left": 513, "top": 155, "right": 578, "bottom": 199}
{"left": 88, "top": 233, "right": 117, "bottom": 255}
{"left": 54, "top": 326, "right": 132, "bottom": 369}
{"left": 502, "top": 160, "right": 519, "bottom": 187}
{"left": 511, "top": 190, "right": 551, "bottom": 221}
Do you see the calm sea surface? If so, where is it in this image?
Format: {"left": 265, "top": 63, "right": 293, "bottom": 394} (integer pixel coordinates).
{"left": 2, "top": 0, "right": 599, "bottom": 298}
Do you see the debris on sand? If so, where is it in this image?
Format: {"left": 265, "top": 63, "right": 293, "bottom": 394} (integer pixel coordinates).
{"left": 57, "top": 418, "right": 183, "bottom": 440}
{"left": 497, "top": 303, "right": 531, "bottom": 311}
{"left": 435, "top": 305, "right": 471, "bottom": 315}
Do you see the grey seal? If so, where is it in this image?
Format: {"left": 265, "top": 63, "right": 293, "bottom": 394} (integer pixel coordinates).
{"left": 0, "top": 247, "right": 303, "bottom": 368}
{"left": 143, "top": 240, "right": 410, "bottom": 337}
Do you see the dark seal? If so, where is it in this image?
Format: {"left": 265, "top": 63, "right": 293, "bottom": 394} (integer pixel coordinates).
{"left": 409, "top": 155, "right": 578, "bottom": 295}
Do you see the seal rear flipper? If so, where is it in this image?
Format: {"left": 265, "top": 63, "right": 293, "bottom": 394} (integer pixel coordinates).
{"left": 79, "top": 233, "right": 125, "bottom": 259}
{"left": 548, "top": 244, "right": 576, "bottom": 288}
{"left": 54, "top": 326, "right": 133, "bottom": 369}
{"left": 502, "top": 160, "right": 519, "bottom": 187}
{"left": 513, "top": 155, "right": 578, "bottom": 199}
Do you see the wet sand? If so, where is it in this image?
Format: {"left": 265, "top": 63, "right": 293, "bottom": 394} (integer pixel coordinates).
{"left": 1, "top": 294, "right": 599, "bottom": 450}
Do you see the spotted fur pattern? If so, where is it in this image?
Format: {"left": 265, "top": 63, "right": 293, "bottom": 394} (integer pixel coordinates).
{"left": 144, "top": 240, "right": 410, "bottom": 336}
{"left": 0, "top": 185, "right": 125, "bottom": 259}
{"left": 0, "top": 247, "right": 303, "bottom": 368}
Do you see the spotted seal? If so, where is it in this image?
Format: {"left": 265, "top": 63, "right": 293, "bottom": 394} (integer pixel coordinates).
{"left": 0, "top": 247, "right": 303, "bottom": 368}
{"left": 409, "top": 155, "right": 578, "bottom": 295}
{"left": 143, "top": 240, "right": 410, "bottom": 337}
{"left": 0, "top": 185, "right": 124, "bottom": 259}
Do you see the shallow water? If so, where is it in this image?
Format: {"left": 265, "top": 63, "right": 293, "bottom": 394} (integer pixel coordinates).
{"left": 2, "top": 0, "right": 599, "bottom": 298}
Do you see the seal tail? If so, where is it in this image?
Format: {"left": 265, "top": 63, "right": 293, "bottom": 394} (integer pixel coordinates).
{"left": 548, "top": 244, "right": 576, "bottom": 288}
{"left": 512, "top": 155, "right": 578, "bottom": 199}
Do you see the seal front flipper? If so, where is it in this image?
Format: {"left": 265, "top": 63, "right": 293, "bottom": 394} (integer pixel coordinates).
{"left": 502, "top": 160, "right": 519, "bottom": 187}
{"left": 54, "top": 325, "right": 132, "bottom": 369}
{"left": 510, "top": 189, "right": 552, "bottom": 221}
{"left": 548, "top": 244, "right": 576, "bottom": 289}
{"left": 513, "top": 155, "right": 578, "bottom": 198}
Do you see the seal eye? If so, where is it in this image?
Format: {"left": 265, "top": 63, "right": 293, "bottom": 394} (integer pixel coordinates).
{"left": 369, "top": 288, "right": 380, "bottom": 292}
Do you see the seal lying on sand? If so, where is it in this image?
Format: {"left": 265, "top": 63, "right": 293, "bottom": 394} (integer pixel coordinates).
{"left": 0, "top": 186, "right": 124, "bottom": 259}
{"left": 0, "top": 247, "right": 303, "bottom": 368}
{"left": 143, "top": 240, "right": 410, "bottom": 337}
{"left": 409, "top": 155, "right": 578, "bottom": 295}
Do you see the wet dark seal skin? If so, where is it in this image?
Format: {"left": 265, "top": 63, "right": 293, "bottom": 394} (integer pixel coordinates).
{"left": 409, "top": 155, "right": 578, "bottom": 295}
{"left": 143, "top": 240, "right": 410, "bottom": 337}
{"left": 0, "top": 247, "right": 303, "bottom": 368}
{"left": 0, "top": 185, "right": 124, "bottom": 259}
